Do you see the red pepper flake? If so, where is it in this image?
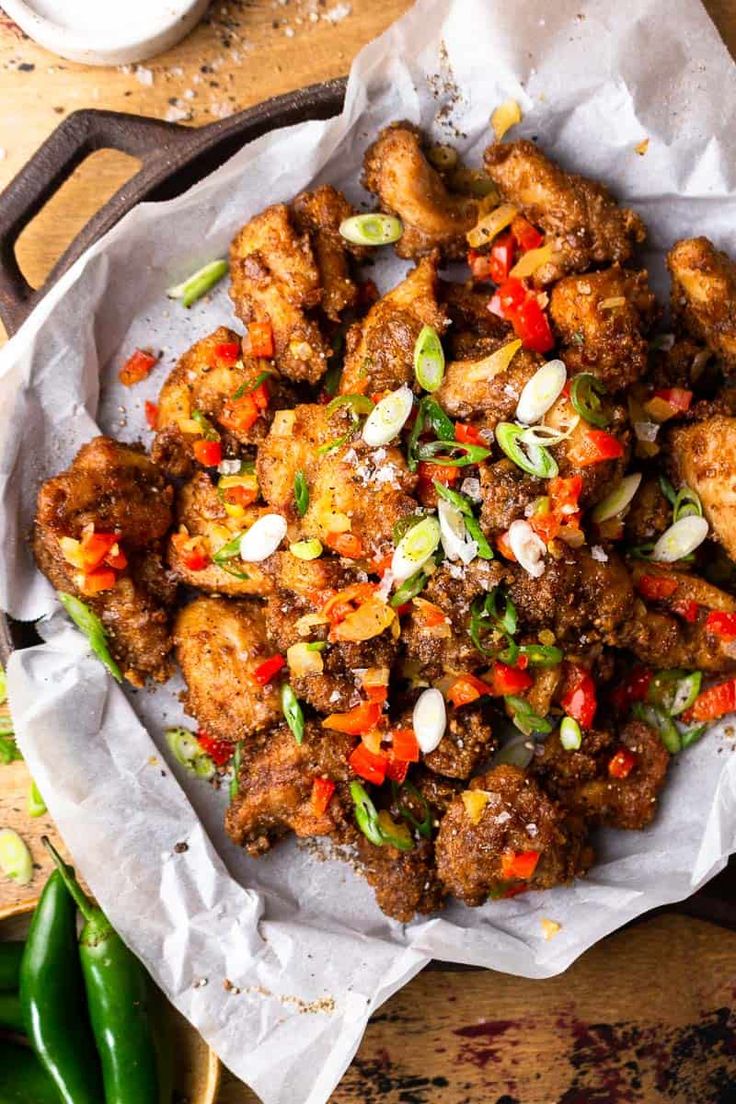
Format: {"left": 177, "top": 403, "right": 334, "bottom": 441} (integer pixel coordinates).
{"left": 705, "top": 611, "right": 736, "bottom": 640}
{"left": 510, "top": 216, "right": 544, "bottom": 252}
{"left": 672, "top": 599, "right": 699, "bottom": 624}
{"left": 560, "top": 664, "right": 597, "bottom": 729}
{"left": 500, "top": 849, "right": 540, "bottom": 880}
{"left": 568, "top": 428, "right": 624, "bottom": 467}
{"left": 608, "top": 747, "right": 637, "bottom": 779}
{"left": 454, "top": 423, "right": 485, "bottom": 447}
{"left": 119, "top": 348, "right": 159, "bottom": 387}
{"left": 311, "top": 777, "right": 336, "bottom": 817}
{"left": 144, "top": 400, "right": 159, "bottom": 430}
{"left": 196, "top": 731, "right": 233, "bottom": 767}
{"left": 636, "top": 574, "right": 678, "bottom": 601}
{"left": 253, "top": 654, "right": 286, "bottom": 687}
{"left": 390, "top": 727, "right": 420, "bottom": 763}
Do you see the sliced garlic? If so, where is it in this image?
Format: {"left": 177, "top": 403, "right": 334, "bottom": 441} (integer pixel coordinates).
{"left": 508, "top": 519, "right": 546, "bottom": 578}
{"left": 651, "top": 516, "right": 709, "bottom": 563}
{"left": 362, "top": 385, "right": 413, "bottom": 447}
{"left": 239, "top": 514, "right": 287, "bottom": 562}
{"left": 413, "top": 688, "right": 447, "bottom": 754}
{"left": 515, "top": 359, "right": 567, "bottom": 425}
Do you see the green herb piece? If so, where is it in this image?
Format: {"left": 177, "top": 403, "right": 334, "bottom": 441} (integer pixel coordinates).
{"left": 505, "top": 695, "right": 553, "bottom": 736}
{"left": 339, "top": 213, "right": 403, "bottom": 246}
{"left": 281, "top": 683, "right": 304, "bottom": 745}
{"left": 464, "top": 515, "right": 494, "bottom": 560}
{"left": 326, "top": 393, "right": 375, "bottom": 417}
{"left": 413, "top": 325, "right": 445, "bottom": 392}
{"left": 289, "top": 539, "right": 323, "bottom": 561}
{"left": 165, "top": 728, "right": 215, "bottom": 779}
{"left": 191, "top": 410, "right": 220, "bottom": 441}
{"left": 212, "top": 533, "right": 244, "bottom": 564}
{"left": 350, "top": 781, "right": 384, "bottom": 846}
{"left": 495, "top": 422, "right": 558, "bottom": 478}
{"left": 294, "top": 470, "right": 309, "bottom": 517}
{"left": 560, "top": 716, "right": 582, "bottom": 750}
{"left": 167, "top": 259, "right": 228, "bottom": 308}
{"left": 0, "top": 829, "right": 32, "bottom": 885}
{"left": 570, "top": 373, "right": 610, "bottom": 427}
{"left": 392, "top": 781, "right": 432, "bottom": 839}
{"left": 27, "top": 780, "right": 46, "bottom": 818}
{"left": 0, "top": 735, "right": 21, "bottom": 765}
{"left": 57, "top": 593, "right": 122, "bottom": 682}
{"left": 229, "top": 742, "right": 243, "bottom": 802}
{"left": 433, "top": 482, "right": 493, "bottom": 560}
{"left": 633, "top": 702, "right": 682, "bottom": 754}
{"left": 415, "top": 440, "right": 491, "bottom": 467}
{"left": 389, "top": 569, "right": 431, "bottom": 608}
{"left": 433, "top": 481, "right": 472, "bottom": 516}
{"left": 673, "top": 485, "right": 703, "bottom": 522}
{"left": 232, "top": 370, "right": 273, "bottom": 400}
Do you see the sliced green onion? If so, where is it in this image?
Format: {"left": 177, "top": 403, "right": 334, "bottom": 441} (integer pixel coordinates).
{"left": 464, "top": 515, "right": 494, "bottom": 560}
{"left": 362, "top": 386, "right": 414, "bottom": 447}
{"left": 281, "top": 683, "right": 304, "bottom": 744}
{"left": 28, "top": 780, "right": 46, "bottom": 818}
{"left": 305, "top": 641, "right": 328, "bottom": 652}
{"left": 232, "top": 370, "right": 273, "bottom": 400}
{"left": 0, "top": 829, "right": 32, "bottom": 886}
{"left": 518, "top": 423, "right": 576, "bottom": 447}
{"left": 326, "top": 393, "right": 375, "bottom": 417}
{"left": 350, "top": 781, "right": 384, "bottom": 845}
{"left": 651, "top": 516, "right": 709, "bottom": 563}
{"left": 515, "top": 643, "right": 563, "bottom": 667}
{"left": 392, "top": 781, "right": 432, "bottom": 839}
{"left": 495, "top": 422, "right": 558, "bottom": 478}
{"left": 647, "top": 669, "right": 702, "bottom": 717}
{"left": 392, "top": 513, "right": 425, "bottom": 545}
{"left": 413, "top": 326, "right": 445, "bottom": 392}
{"left": 375, "top": 809, "right": 414, "bottom": 851}
{"left": 165, "top": 727, "right": 215, "bottom": 779}
{"left": 392, "top": 516, "right": 441, "bottom": 582}
{"left": 470, "top": 589, "right": 517, "bottom": 655}
{"left": 317, "top": 431, "right": 352, "bottom": 455}
{"left": 0, "top": 713, "right": 13, "bottom": 736}
{"left": 290, "top": 538, "right": 323, "bottom": 561}
{"left": 339, "top": 213, "right": 403, "bottom": 246}
{"left": 57, "top": 593, "right": 122, "bottom": 682}
{"left": 433, "top": 481, "right": 472, "bottom": 516}
{"left": 680, "top": 722, "right": 707, "bottom": 749}
{"left": 659, "top": 475, "right": 677, "bottom": 507}
{"left": 422, "top": 397, "right": 456, "bottom": 441}
{"left": 592, "top": 473, "right": 642, "bottom": 523}
{"left": 0, "top": 735, "right": 21, "bottom": 764}
{"left": 570, "top": 373, "right": 610, "bottom": 427}
{"left": 229, "top": 741, "right": 243, "bottom": 802}
{"left": 294, "top": 470, "right": 309, "bottom": 517}
{"left": 433, "top": 482, "right": 493, "bottom": 561}
{"left": 167, "top": 259, "right": 228, "bottom": 308}
{"left": 505, "top": 696, "right": 553, "bottom": 736}
{"left": 192, "top": 410, "right": 220, "bottom": 441}
{"left": 213, "top": 532, "right": 244, "bottom": 563}
{"left": 673, "top": 485, "right": 703, "bottom": 522}
{"left": 560, "top": 716, "right": 582, "bottom": 750}
{"left": 415, "top": 440, "right": 492, "bottom": 467}
{"left": 633, "top": 702, "right": 681, "bottom": 754}
{"left": 389, "top": 569, "right": 431, "bottom": 608}
{"left": 516, "top": 359, "right": 567, "bottom": 425}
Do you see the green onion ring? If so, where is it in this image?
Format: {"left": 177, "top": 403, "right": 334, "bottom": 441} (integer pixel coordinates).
{"left": 339, "top": 214, "right": 403, "bottom": 246}
{"left": 495, "top": 422, "right": 559, "bottom": 478}
{"left": 413, "top": 326, "right": 445, "bottom": 392}
{"left": 415, "top": 440, "right": 492, "bottom": 467}
{"left": 673, "top": 485, "right": 703, "bottom": 522}
{"left": 505, "top": 696, "right": 553, "bottom": 735}
{"left": 389, "top": 568, "right": 432, "bottom": 608}
{"left": 570, "top": 373, "right": 611, "bottom": 428}
{"left": 350, "top": 781, "right": 384, "bottom": 846}
{"left": 633, "top": 702, "right": 682, "bottom": 754}
{"left": 326, "top": 393, "right": 375, "bottom": 416}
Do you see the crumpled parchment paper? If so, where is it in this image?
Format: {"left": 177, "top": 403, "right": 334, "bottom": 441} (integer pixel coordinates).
{"left": 3, "top": 1, "right": 736, "bottom": 1100}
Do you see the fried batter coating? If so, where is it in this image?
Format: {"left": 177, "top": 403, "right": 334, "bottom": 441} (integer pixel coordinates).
{"left": 435, "top": 765, "right": 591, "bottom": 906}
{"left": 624, "top": 478, "right": 671, "bottom": 545}
{"left": 256, "top": 402, "right": 417, "bottom": 559}
{"left": 174, "top": 597, "right": 281, "bottom": 743}
{"left": 437, "top": 333, "right": 543, "bottom": 429}
{"left": 225, "top": 721, "right": 355, "bottom": 855}
{"left": 363, "top": 122, "right": 478, "bottom": 260}
{"left": 152, "top": 326, "right": 292, "bottom": 478}
{"left": 168, "top": 472, "right": 273, "bottom": 597}
{"left": 668, "top": 415, "right": 736, "bottom": 563}
{"left": 423, "top": 700, "right": 497, "bottom": 780}
{"left": 544, "top": 393, "right": 631, "bottom": 508}
{"left": 668, "top": 237, "right": 736, "bottom": 369}
{"left": 33, "top": 436, "right": 175, "bottom": 686}
{"left": 534, "top": 720, "right": 669, "bottom": 831}
{"left": 353, "top": 833, "right": 445, "bottom": 923}
{"left": 291, "top": 185, "right": 366, "bottom": 320}
{"left": 483, "top": 140, "right": 645, "bottom": 285}
{"left": 340, "top": 254, "right": 448, "bottom": 395}
{"left": 550, "top": 266, "right": 657, "bottom": 391}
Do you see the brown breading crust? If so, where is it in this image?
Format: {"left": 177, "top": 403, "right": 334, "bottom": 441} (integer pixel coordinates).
{"left": 174, "top": 597, "right": 281, "bottom": 744}
{"left": 435, "top": 765, "right": 591, "bottom": 906}
{"left": 667, "top": 415, "right": 736, "bottom": 563}
{"left": 483, "top": 140, "right": 645, "bottom": 285}
{"left": 668, "top": 237, "right": 736, "bottom": 369}
{"left": 291, "top": 185, "right": 367, "bottom": 320}
{"left": 225, "top": 721, "right": 356, "bottom": 855}
{"left": 440, "top": 281, "right": 511, "bottom": 349}
{"left": 437, "top": 333, "right": 543, "bottom": 429}
{"left": 423, "top": 700, "right": 497, "bottom": 780}
{"left": 533, "top": 721, "right": 670, "bottom": 831}
{"left": 33, "top": 436, "right": 175, "bottom": 686}
{"left": 550, "top": 266, "right": 657, "bottom": 391}
{"left": 151, "top": 326, "right": 293, "bottom": 478}
{"left": 624, "top": 478, "right": 671, "bottom": 545}
{"left": 353, "top": 833, "right": 445, "bottom": 923}
{"left": 340, "top": 254, "right": 448, "bottom": 396}
{"left": 363, "top": 122, "right": 479, "bottom": 260}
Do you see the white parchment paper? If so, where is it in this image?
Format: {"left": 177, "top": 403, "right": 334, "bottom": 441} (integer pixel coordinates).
{"left": 3, "top": 1, "right": 736, "bottom": 1099}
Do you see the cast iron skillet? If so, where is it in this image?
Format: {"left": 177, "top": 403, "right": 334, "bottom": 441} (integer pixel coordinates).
{"left": 0, "top": 81, "right": 733, "bottom": 927}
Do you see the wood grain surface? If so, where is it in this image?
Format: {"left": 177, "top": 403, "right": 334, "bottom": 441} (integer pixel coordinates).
{"left": 1, "top": 2, "right": 735, "bottom": 1101}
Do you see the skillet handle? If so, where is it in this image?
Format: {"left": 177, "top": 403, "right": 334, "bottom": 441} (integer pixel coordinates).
{"left": 0, "top": 109, "right": 191, "bottom": 335}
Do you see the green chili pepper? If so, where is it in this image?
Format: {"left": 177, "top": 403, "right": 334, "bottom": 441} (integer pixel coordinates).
{"left": 658, "top": 475, "right": 677, "bottom": 507}
{"left": 19, "top": 867, "right": 104, "bottom": 1104}
{"left": 294, "top": 470, "right": 309, "bottom": 517}
{"left": 470, "top": 588, "right": 518, "bottom": 654}
{"left": 505, "top": 695, "right": 553, "bottom": 736}
{"left": 513, "top": 643, "right": 563, "bottom": 667}
{"left": 212, "top": 532, "right": 244, "bottom": 563}
{"left": 191, "top": 410, "right": 220, "bottom": 441}
{"left": 281, "top": 684, "right": 304, "bottom": 745}
{"left": 389, "top": 569, "right": 431, "bottom": 608}
{"left": 57, "top": 592, "right": 122, "bottom": 682}
{"left": 165, "top": 728, "right": 215, "bottom": 780}
{"left": 647, "top": 670, "right": 702, "bottom": 717}
{"left": 415, "top": 440, "right": 491, "bottom": 467}
{"left": 570, "top": 373, "right": 610, "bottom": 427}
{"left": 326, "top": 393, "right": 375, "bottom": 416}
{"left": 0, "top": 1038, "right": 65, "bottom": 1104}
{"left": 232, "top": 370, "right": 273, "bottom": 400}
{"left": 0, "top": 941, "right": 23, "bottom": 990}
{"left": 44, "top": 839, "right": 160, "bottom": 1104}
{"left": 422, "top": 398, "right": 456, "bottom": 441}
{"left": 305, "top": 641, "right": 328, "bottom": 652}
{"left": 495, "top": 422, "right": 558, "bottom": 478}
{"left": 464, "top": 514, "right": 494, "bottom": 560}
{"left": 0, "top": 990, "right": 23, "bottom": 1033}
{"left": 560, "top": 716, "right": 582, "bottom": 750}
{"left": 392, "top": 781, "right": 432, "bottom": 839}
{"left": 633, "top": 702, "right": 682, "bottom": 754}
{"left": 681, "top": 722, "right": 707, "bottom": 749}
{"left": 229, "top": 741, "right": 243, "bottom": 802}
{"left": 413, "top": 325, "right": 445, "bottom": 392}
{"left": 167, "top": 259, "right": 228, "bottom": 308}
{"left": 350, "top": 782, "right": 384, "bottom": 845}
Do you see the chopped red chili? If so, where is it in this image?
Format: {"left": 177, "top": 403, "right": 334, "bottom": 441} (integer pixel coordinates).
{"left": 652, "top": 387, "right": 693, "bottom": 412}
{"left": 193, "top": 439, "right": 222, "bottom": 467}
{"left": 682, "top": 679, "right": 736, "bottom": 723}
{"left": 705, "top": 611, "right": 736, "bottom": 640}
{"left": 636, "top": 574, "right": 678, "bottom": 601}
{"left": 348, "top": 742, "right": 387, "bottom": 785}
{"left": 253, "top": 654, "right": 286, "bottom": 686}
{"left": 560, "top": 664, "right": 597, "bottom": 728}
{"left": 500, "top": 850, "right": 540, "bottom": 880}
{"left": 608, "top": 747, "right": 637, "bottom": 779}
{"left": 196, "top": 731, "right": 233, "bottom": 767}
{"left": 144, "top": 400, "right": 159, "bottom": 430}
{"left": 490, "top": 661, "right": 534, "bottom": 696}
{"left": 311, "top": 777, "right": 336, "bottom": 817}
{"left": 119, "top": 348, "right": 159, "bottom": 387}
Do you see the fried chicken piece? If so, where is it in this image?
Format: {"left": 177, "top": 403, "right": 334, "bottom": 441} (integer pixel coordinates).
{"left": 263, "top": 553, "right": 398, "bottom": 713}
{"left": 544, "top": 392, "right": 631, "bottom": 508}
{"left": 256, "top": 402, "right": 417, "bottom": 559}
{"left": 435, "top": 765, "right": 591, "bottom": 906}
{"left": 168, "top": 472, "right": 273, "bottom": 597}
{"left": 225, "top": 721, "right": 355, "bottom": 855}
{"left": 353, "top": 833, "right": 445, "bottom": 923}
{"left": 291, "top": 185, "right": 366, "bottom": 320}
{"left": 363, "top": 122, "right": 478, "bottom": 260}
{"left": 668, "top": 415, "right": 736, "bottom": 563}
{"left": 33, "top": 436, "right": 175, "bottom": 686}
{"left": 423, "top": 700, "right": 497, "bottom": 780}
{"left": 151, "top": 326, "right": 292, "bottom": 478}
{"left": 483, "top": 140, "right": 645, "bottom": 285}
{"left": 533, "top": 720, "right": 669, "bottom": 831}
{"left": 550, "top": 266, "right": 657, "bottom": 391}
{"left": 174, "top": 597, "right": 281, "bottom": 743}
{"left": 437, "top": 333, "right": 543, "bottom": 430}
{"left": 340, "top": 254, "right": 448, "bottom": 395}
{"left": 479, "top": 460, "right": 545, "bottom": 535}
{"left": 440, "top": 282, "right": 510, "bottom": 349}
{"left": 668, "top": 237, "right": 736, "bottom": 370}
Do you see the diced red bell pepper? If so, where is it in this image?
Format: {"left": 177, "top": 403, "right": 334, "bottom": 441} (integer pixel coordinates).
{"left": 652, "top": 387, "right": 693, "bottom": 413}
{"left": 79, "top": 531, "right": 119, "bottom": 571}
{"left": 105, "top": 546, "right": 128, "bottom": 571}
{"left": 446, "top": 674, "right": 491, "bottom": 708}
{"left": 223, "top": 484, "right": 259, "bottom": 508}
{"left": 500, "top": 849, "right": 540, "bottom": 880}
{"left": 682, "top": 679, "right": 736, "bottom": 723}
{"left": 489, "top": 276, "right": 527, "bottom": 319}
{"left": 311, "top": 777, "right": 336, "bottom": 817}
{"left": 144, "top": 400, "right": 159, "bottom": 430}
{"left": 119, "top": 348, "right": 159, "bottom": 387}
{"left": 608, "top": 747, "right": 637, "bottom": 779}
{"left": 245, "top": 321, "right": 275, "bottom": 358}
{"left": 672, "top": 599, "right": 699, "bottom": 623}
{"left": 219, "top": 393, "right": 260, "bottom": 433}
{"left": 196, "top": 731, "right": 233, "bottom": 767}
{"left": 78, "top": 567, "right": 117, "bottom": 595}
{"left": 384, "top": 753, "right": 409, "bottom": 784}
{"left": 454, "top": 423, "right": 485, "bottom": 447}
{"left": 705, "top": 611, "right": 736, "bottom": 640}
{"left": 487, "top": 232, "right": 515, "bottom": 284}
{"left": 348, "top": 742, "right": 387, "bottom": 785}
{"left": 560, "top": 664, "right": 597, "bottom": 729}
{"left": 417, "top": 461, "right": 460, "bottom": 486}
{"left": 511, "top": 296, "right": 555, "bottom": 354}
{"left": 510, "top": 216, "right": 544, "bottom": 252}
{"left": 489, "top": 661, "right": 534, "bottom": 696}
{"left": 467, "top": 249, "right": 495, "bottom": 283}
{"left": 549, "top": 476, "right": 583, "bottom": 516}
{"left": 530, "top": 509, "right": 561, "bottom": 544}
{"left": 636, "top": 574, "right": 678, "bottom": 601}
{"left": 391, "top": 727, "right": 420, "bottom": 763}
{"left": 568, "top": 429, "right": 624, "bottom": 466}
{"left": 621, "top": 667, "right": 653, "bottom": 707}
{"left": 325, "top": 701, "right": 383, "bottom": 736}
{"left": 193, "top": 439, "right": 222, "bottom": 467}
{"left": 253, "top": 654, "right": 286, "bottom": 686}
{"left": 214, "top": 341, "right": 241, "bottom": 364}
{"left": 325, "top": 531, "right": 365, "bottom": 559}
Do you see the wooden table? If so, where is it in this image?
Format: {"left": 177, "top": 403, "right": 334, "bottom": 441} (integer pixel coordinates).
{"left": 1, "top": 2, "right": 736, "bottom": 1100}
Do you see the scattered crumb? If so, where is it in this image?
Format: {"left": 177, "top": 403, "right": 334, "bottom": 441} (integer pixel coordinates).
{"left": 165, "top": 101, "right": 193, "bottom": 123}
{"left": 173, "top": 841, "right": 189, "bottom": 854}
{"left": 135, "top": 66, "right": 154, "bottom": 87}
{"left": 635, "top": 138, "right": 650, "bottom": 156}
{"left": 541, "top": 917, "right": 562, "bottom": 940}
{"left": 323, "top": 2, "right": 352, "bottom": 23}
{"left": 193, "top": 977, "right": 209, "bottom": 989}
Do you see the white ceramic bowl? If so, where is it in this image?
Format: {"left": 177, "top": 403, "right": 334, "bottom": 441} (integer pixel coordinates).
{"left": 1, "top": 0, "right": 210, "bottom": 66}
